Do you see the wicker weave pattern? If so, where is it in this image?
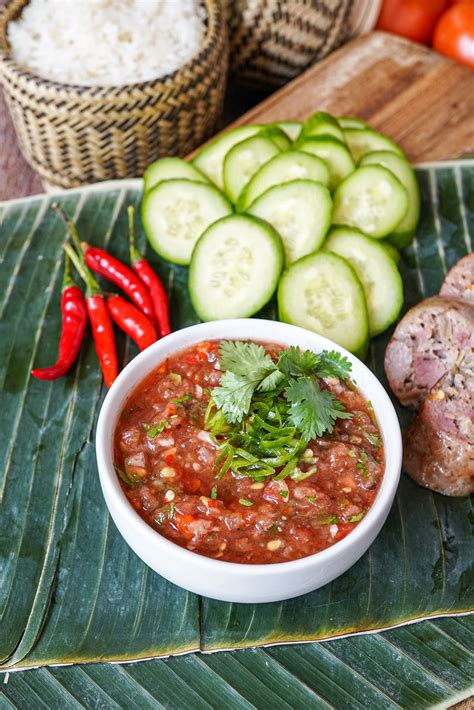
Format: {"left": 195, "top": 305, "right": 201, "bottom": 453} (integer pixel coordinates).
{"left": 226, "top": 0, "right": 351, "bottom": 88}
{"left": 0, "top": 0, "right": 228, "bottom": 189}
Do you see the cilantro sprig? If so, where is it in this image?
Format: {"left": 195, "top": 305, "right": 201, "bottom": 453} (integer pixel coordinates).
{"left": 212, "top": 341, "right": 285, "bottom": 423}
{"left": 207, "top": 341, "right": 352, "bottom": 481}
{"left": 212, "top": 342, "right": 351, "bottom": 429}
{"left": 284, "top": 376, "right": 351, "bottom": 440}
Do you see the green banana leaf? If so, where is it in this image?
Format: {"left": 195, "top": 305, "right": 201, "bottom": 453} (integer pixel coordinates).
{"left": 0, "top": 161, "right": 472, "bottom": 678}
{"left": 1, "top": 617, "right": 473, "bottom": 708}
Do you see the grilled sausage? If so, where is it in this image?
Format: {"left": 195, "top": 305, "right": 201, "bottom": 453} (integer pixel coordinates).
{"left": 440, "top": 253, "right": 474, "bottom": 303}
{"left": 403, "top": 351, "right": 474, "bottom": 496}
{"left": 384, "top": 296, "right": 474, "bottom": 409}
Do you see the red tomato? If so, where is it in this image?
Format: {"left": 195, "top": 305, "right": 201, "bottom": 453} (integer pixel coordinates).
{"left": 433, "top": 4, "right": 474, "bottom": 66}
{"left": 376, "top": 0, "right": 449, "bottom": 44}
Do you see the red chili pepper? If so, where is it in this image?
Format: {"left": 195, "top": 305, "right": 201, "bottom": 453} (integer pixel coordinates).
{"left": 83, "top": 243, "right": 156, "bottom": 326}
{"left": 128, "top": 206, "right": 171, "bottom": 337}
{"left": 106, "top": 294, "right": 157, "bottom": 351}
{"left": 335, "top": 523, "right": 355, "bottom": 542}
{"left": 54, "top": 205, "right": 119, "bottom": 389}
{"left": 174, "top": 513, "right": 195, "bottom": 538}
{"left": 86, "top": 292, "right": 118, "bottom": 389}
{"left": 31, "top": 254, "right": 87, "bottom": 381}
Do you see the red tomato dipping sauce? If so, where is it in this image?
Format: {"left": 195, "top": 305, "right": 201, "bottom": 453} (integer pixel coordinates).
{"left": 113, "top": 340, "right": 385, "bottom": 564}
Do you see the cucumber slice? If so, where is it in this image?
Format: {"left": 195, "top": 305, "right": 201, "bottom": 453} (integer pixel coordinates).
{"left": 143, "top": 157, "right": 208, "bottom": 193}
{"left": 278, "top": 251, "right": 369, "bottom": 354}
{"left": 189, "top": 214, "right": 284, "bottom": 321}
{"left": 344, "top": 128, "right": 405, "bottom": 163}
{"left": 297, "top": 137, "right": 355, "bottom": 190}
{"left": 223, "top": 134, "right": 281, "bottom": 204}
{"left": 275, "top": 121, "right": 302, "bottom": 142}
{"left": 300, "top": 111, "right": 345, "bottom": 142}
{"left": 142, "top": 179, "right": 232, "bottom": 266}
{"left": 247, "top": 179, "right": 332, "bottom": 265}
{"left": 260, "top": 126, "right": 292, "bottom": 151}
{"left": 360, "top": 150, "right": 420, "bottom": 249}
{"left": 337, "top": 116, "right": 369, "bottom": 130}
{"left": 325, "top": 227, "right": 404, "bottom": 336}
{"left": 333, "top": 165, "right": 408, "bottom": 239}
{"left": 193, "top": 125, "right": 261, "bottom": 189}
{"left": 382, "top": 241, "right": 401, "bottom": 263}
{"left": 238, "top": 150, "right": 330, "bottom": 211}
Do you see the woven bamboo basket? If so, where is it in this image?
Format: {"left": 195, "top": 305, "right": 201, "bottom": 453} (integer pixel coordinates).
{"left": 0, "top": 0, "right": 228, "bottom": 189}
{"left": 225, "top": 0, "right": 352, "bottom": 88}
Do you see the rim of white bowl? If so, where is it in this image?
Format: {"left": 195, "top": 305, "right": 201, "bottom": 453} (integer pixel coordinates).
{"left": 96, "top": 319, "right": 402, "bottom": 576}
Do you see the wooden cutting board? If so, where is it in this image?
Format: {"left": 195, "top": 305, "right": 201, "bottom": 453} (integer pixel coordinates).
{"left": 199, "top": 31, "right": 474, "bottom": 164}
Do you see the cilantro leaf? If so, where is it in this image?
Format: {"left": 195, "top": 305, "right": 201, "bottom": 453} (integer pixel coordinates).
{"left": 312, "top": 350, "right": 352, "bottom": 381}
{"left": 219, "top": 340, "right": 275, "bottom": 378}
{"left": 211, "top": 372, "right": 256, "bottom": 423}
{"left": 285, "top": 377, "right": 352, "bottom": 439}
{"left": 212, "top": 341, "right": 280, "bottom": 421}
{"left": 277, "top": 347, "right": 352, "bottom": 382}
{"left": 277, "top": 347, "right": 319, "bottom": 376}
{"left": 257, "top": 368, "right": 285, "bottom": 392}
{"left": 212, "top": 341, "right": 353, "bottom": 441}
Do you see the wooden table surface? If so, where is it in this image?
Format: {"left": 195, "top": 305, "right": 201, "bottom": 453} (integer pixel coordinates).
{"left": 0, "top": 91, "right": 43, "bottom": 200}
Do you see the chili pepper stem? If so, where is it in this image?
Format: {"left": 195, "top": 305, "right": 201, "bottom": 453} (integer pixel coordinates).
{"left": 52, "top": 202, "right": 86, "bottom": 262}
{"left": 62, "top": 252, "right": 76, "bottom": 290}
{"left": 128, "top": 205, "right": 142, "bottom": 264}
{"left": 64, "top": 243, "right": 101, "bottom": 297}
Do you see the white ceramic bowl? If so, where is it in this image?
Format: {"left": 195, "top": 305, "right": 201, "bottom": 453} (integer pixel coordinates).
{"left": 96, "top": 320, "right": 402, "bottom": 603}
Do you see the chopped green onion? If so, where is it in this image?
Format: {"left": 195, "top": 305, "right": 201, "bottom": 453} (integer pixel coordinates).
{"left": 279, "top": 490, "right": 289, "bottom": 499}
{"left": 210, "top": 485, "right": 217, "bottom": 500}
{"left": 364, "top": 431, "right": 381, "bottom": 448}
{"left": 213, "top": 444, "right": 235, "bottom": 479}
{"left": 349, "top": 512, "right": 364, "bottom": 523}
{"left": 274, "top": 457, "right": 299, "bottom": 481}
{"left": 114, "top": 465, "right": 140, "bottom": 488}
{"left": 172, "top": 393, "right": 193, "bottom": 405}
{"left": 168, "top": 502, "right": 175, "bottom": 520}
{"left": 204, "top": 403, "right": 229, "bottom": 436}
{"left": 356, "top": 453, "right": 369, "bottom": 479}
{"left": 234, "top": 448, "right": 259, "bottom": 463}
{"left": 239, "top": 498, "right": 254, "bottom": 507}
{"left": 306, "top": 496, "right": 317, "bottom": 502}
{"left": 316, "top": 514, "right": 338, "bottom": 525}
{"left": 348, "top": 449, "right": 357, "bottom": 458}
{"left": 169, "top": 372, "right": 182, "bottom": 385}
{"left": 144, "top": 421, "right": 167, "bottom": 438}
{"left": 290, "top": 466, "right": 317, "bottom": 482}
